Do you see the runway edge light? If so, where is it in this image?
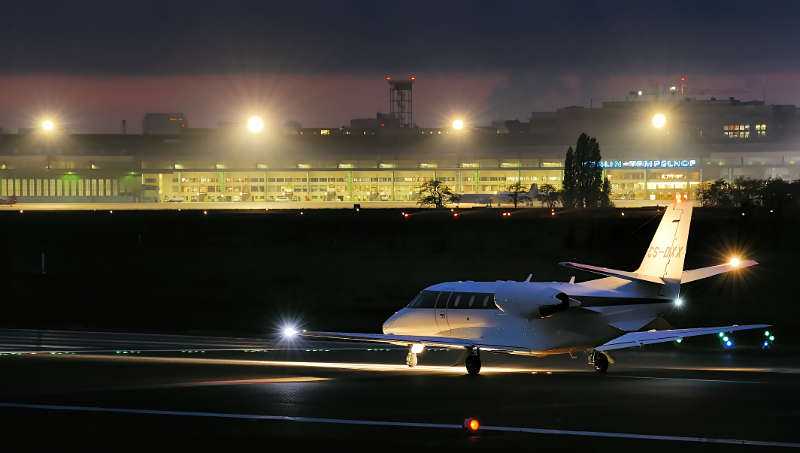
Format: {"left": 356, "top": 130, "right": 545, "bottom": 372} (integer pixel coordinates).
{"left": 463, "top": 417, "right": 480, "bottom": 434}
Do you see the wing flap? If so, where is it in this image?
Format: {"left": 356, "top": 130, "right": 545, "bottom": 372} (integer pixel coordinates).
{"left": 596, "top": 323, "right": 770, "bottom": 352}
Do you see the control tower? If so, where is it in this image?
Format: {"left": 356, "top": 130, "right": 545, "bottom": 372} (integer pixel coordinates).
{"left": 385, "top": 75, "right": 415, "bottom": 128}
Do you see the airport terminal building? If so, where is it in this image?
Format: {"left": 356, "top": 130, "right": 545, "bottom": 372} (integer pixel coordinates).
{"left": 2, "top": 96, "right": 800, "bottom": 205}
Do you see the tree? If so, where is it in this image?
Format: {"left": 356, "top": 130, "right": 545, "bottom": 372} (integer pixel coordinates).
{"left": 562, "top": 147, "right": 577, "bottom": 208}
{"left": 562, "top": 133, "right": 605, "bottom": 208}
{"left": 697, "top": 177, "right": 764, "bottom": 208}
{"left": 730, "top": 177, "right": 764, "bottom": 208}
{"left": 600, "top": 177, "right": 613, "bottom": 208}
{"left": 697, "top": 179, "right": 732, "bottom": 207}
{"left": 761, "top": 178, "right": 795, "bottom": 212}
{"left": 506, "top": 181, "right": 530, "bottom": 208}
{"left": 417, "top": 180, "right": 461, "bottom": 208}
{"left": 536, "top": 184, "right": 560, "bottom": 209}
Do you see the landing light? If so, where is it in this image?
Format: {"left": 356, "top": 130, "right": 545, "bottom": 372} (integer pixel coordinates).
{"left": 410, "top": 343, "right": 424, "bottom": 354}
{"left": 675, "top": 338, "right": 683, "bottom": 344}
{"left": 729, "top": 256, "right": 741, "bottom": 268}
{"left": 674, "top": 297, "right": 683, "bottom": 307}
{"left": 281, "top": 325, "right": 299, "bottom": 339}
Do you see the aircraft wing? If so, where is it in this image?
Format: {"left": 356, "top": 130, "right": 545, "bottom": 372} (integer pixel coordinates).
{"left": 302, "top": 331, "right": 524, "bottom": 354}
{"left": 595, "top": 323, "right": 770, "bottom": 352}
{"left": 559, "top": 262, "right": 664, "bottom": 285}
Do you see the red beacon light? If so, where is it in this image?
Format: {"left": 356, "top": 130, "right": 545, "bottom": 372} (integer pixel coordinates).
{"left": 453, "top": 212, "right": 460, "bottom": 218}
{"left": 463, "top": 417, "right": 481, "bottom": 433}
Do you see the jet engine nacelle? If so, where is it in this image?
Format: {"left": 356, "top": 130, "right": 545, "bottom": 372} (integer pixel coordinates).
{"left": 494, "top": 282, "right": 570, "bottom": 319}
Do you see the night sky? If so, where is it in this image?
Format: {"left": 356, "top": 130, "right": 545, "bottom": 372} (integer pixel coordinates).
{"left": 1, "top": 0, "right": 799, "bottom": 132}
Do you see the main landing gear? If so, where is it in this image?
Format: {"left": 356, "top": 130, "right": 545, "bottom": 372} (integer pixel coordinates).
{"left": 465, "top": 347, "right": 481, "bottom": 376}
{"left": 588, "top": 350, "right": 610, "bottom": 373}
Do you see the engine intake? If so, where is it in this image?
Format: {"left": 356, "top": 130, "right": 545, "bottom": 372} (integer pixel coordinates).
{"left": 494, "top": 282, "right": 571, "bottom": 319}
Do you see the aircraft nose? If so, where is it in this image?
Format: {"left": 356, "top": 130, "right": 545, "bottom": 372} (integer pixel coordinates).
{"left": 382, "top": 311, "right": 402, "bottom": 334}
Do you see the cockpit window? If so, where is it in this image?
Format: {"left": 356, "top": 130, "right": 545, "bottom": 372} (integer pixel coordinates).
{"left": 409, "top": 291, "right": 438, "bottom": 308}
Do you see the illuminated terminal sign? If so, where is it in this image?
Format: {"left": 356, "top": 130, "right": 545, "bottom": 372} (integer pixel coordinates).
{"left": 599, "top": 159, "right": 696, "bottom": 169}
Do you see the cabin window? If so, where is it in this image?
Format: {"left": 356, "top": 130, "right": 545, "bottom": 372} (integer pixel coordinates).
{"left": 435, "top": 292, "right": 452, "bottom": 309}
{"left": 450, "top": 294, "right": 462, "bottom": 308}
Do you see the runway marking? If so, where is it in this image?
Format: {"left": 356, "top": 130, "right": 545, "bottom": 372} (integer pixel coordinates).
{"left": 612, "top": 375, "right": 763, "bottom": 384}
{"left": 0, "top": 402, "right": 798, "bottom": 448}
{"left": 144, "top": 377, "right": 331, "bottom": 388}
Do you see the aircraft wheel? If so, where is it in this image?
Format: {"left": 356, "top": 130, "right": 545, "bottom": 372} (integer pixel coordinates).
{"left": 594, "top": 352, "right": 609, "bottom": 373}
{"left": 465, "top": 354, "right": 481, "bottom": 376}
{"left": 406, "top": 352, "right": 418, "bottom": 368}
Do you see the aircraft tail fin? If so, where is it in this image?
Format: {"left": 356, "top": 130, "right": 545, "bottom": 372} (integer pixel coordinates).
{"left": 636, "top": 199, "right": 693, "bottom": 282}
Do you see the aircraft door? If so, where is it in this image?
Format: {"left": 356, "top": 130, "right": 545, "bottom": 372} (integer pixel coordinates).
{"left": 434, "top": 292, "right": 451, "bottom": 332}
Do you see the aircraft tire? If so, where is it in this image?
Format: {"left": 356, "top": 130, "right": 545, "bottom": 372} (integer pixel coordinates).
{"left": 594, "top": 352, "right": 609, "bottom": 373}
{"left": 465, "top": 355, "right": 481, "bottom": 376}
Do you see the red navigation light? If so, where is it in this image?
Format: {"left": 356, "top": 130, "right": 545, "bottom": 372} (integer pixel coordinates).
{"left": 464, "top": 417, "right": 480, "bottom": 433}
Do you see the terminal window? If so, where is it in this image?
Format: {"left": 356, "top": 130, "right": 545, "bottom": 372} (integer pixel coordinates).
{"left": 723, "top": 124, "right": 750, "bottom": 139}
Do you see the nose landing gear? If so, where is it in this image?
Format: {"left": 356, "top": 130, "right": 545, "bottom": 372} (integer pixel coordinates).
{"left": 465, "top": 347, "right": 481, "bottom": 376}
{"left": 406, "top": 351, "right": 418, "bottom": 368}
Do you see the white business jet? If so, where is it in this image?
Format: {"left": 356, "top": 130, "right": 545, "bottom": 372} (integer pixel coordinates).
{"left": 304, "top": 199, "right": 766, "bottom": 374}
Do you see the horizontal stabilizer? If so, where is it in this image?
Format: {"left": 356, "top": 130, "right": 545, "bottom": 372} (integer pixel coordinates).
{"left": 595, "top": 323, "right": 770, "bottom": 352}
{"left": 559, "top": 262, "right": 664, "bottom": 285}
{"left": 681, "top": 260, "right": 758, "bottom": 284}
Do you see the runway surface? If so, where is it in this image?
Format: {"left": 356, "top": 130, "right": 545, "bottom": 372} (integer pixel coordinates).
{"left": 0, "top": 329, "right": 797, "bottom": 451}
